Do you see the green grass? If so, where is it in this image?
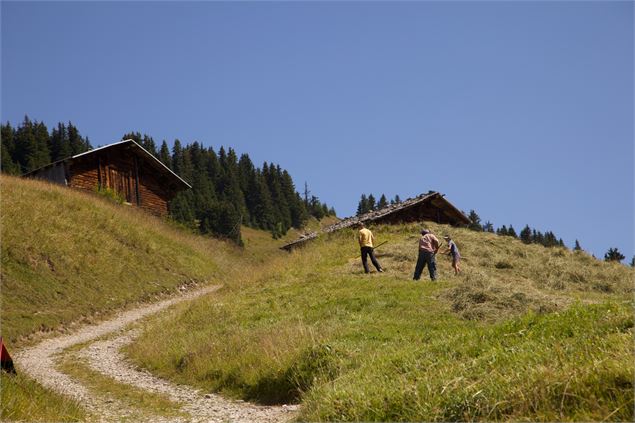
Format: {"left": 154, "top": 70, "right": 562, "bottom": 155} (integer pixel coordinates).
{"left": 127, "top": 222, "right": 634, "bottom": 421}
{"left": 0, "top": 175, "right": 234, "bottom": 345}
{"left": 3, "top": 176, "right": 633, "bottom": 421}
{"left": 0, "top": 175, "right": 240, "bottom": 422}
{"left": 0, "top": 372, "right": 86, "bottom": 422}
{"left": 57, "top": 349, "right": 188, "bottom": 421}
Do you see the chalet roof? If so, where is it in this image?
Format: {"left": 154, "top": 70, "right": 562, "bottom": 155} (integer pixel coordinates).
{"left": 281, "top": 191, "right": 470, "bottom": 251}
{"left": 23, "top": 139, "right": 191, "bottom": 190}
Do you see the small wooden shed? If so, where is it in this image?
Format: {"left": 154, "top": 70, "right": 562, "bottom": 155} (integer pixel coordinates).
{"left": 24, "top": 139, "right": 190, "bottom": 217}
{"left": 282, "top": 191, "right": 470, "bottom": 251}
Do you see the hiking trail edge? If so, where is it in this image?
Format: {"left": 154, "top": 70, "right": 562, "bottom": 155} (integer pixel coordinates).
{"left": 14, "top": 284, "right": 299, "bottom": 423}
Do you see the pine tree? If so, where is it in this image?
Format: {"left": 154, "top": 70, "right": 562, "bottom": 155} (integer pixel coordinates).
{"left": 482, "top": 221, "right": 494, "bottom": 233}
{"left": 574, "top": 240, "right": 582, "bottom": 251}
{"left": 507, "top": 225, "right": 518, "bottom": 238}
{"left": 543, "top": 231, "right": 557, "bottom": 248}
{"left": 67, "top": 122, "right": 90, "bottom": 155}
{"left": 252, "top": 170, "right": 275, "bottom": 230}
{"left": 604, "top": 248, "right": 625, "bottom": 262}
{"left": 467, "top": 210, "right": 482, "bottom": 231}
{"left": 367, "top": 194, "right": 376, "bottom": 211}
{"left": 357, "top": 194, "right": 369, "bottom": 215}
{"left": 141, "top": 134, "right": 157, "bottom": 156}
{"left": 1, "top": 123, "right": 19, "bottom": 174}
{"left": 303, "top": 182, "right": 310, "bottom": 208}
{"left": 532, "top": 229, "right": 545, "bottom": 246}
{"left": 169, "top": 139, "right": 195, "bottom": 224}
{"left": 158, "top": 140, "right": 172, "bottom": 168}
{"left": 497, "top": 225, "right": 508, "bottom": 236}
{"left": 377, "top": 194, "right": 388, "bottom": 209}
{"left": 520, "top": 225, "right": 532, "bottom": 244}
{"left": 49, "top": 122, "right": 72, "bottom": 161}
{"left": 630, "top": 256, "right": 635, "bottom": 267}
{"left": 309, "top": 195, "right": 325, "bottom": 219}
{"left": 280, "top": 169, "right": 308, "bottom": 228}
{"left": 393, "top": 195, "right": 401, "bottom": 204}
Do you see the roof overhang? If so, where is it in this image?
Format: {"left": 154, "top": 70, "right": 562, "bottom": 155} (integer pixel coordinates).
{"left": 23, "top": 139, "right": 191, "bottom": 191}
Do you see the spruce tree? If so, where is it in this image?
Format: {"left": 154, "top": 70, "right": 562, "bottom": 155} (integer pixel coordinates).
{"left": 14, "top": 116, "right": 34, "bottom": 172}
{"left": 520, "top": 225, "right": 532, "bottom": 244}
{"left": 508, "top": 225, "right": 518, "bottom": 238}
{"left": 158, "top": 140, "right": 172, "bottom": 168}
{"left": 357, "top": 194, "right": 369, "bottom": 215}
{"left": 377, "top": 194, "right": 388, "bottom": 209}
{"left": 1, "top": 123, "right": 19, "bottom": 174}
{"left": 482, "top": 221, "right": 494, "bottom": 233}
{"left": 604, "top": 248, "right": 625, "bottom": 262}
{"left": 68, "top": 122, "right": 91, "bottom": 155}
{"left": 141, "top": 134, "right": 157, "bottom": 156}
{"left": 467, "top": 210, "right": 482, "bottom": 231}
{"left": 497, "top": 225, "right": 508, "bottom": 236}
{"left": 367, "top": 194, "right": 376, "bottom": 212}
{"left": 280, "top": 169, "right": 308, "bottom": 228}
{"left": 49, "top": 122, "right": 72, "bottom": 161}
{"left": 574, "top": 240, "right": 582, "bottom": 251}
{"left": 303, "top": 182, "right": 310, "bottom": 209}
{"left": 309, "top": 195, "right": 325, "bottom": 219}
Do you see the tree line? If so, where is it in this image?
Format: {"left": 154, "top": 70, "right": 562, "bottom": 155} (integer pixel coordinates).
{"left": 121, "top": 132, "right": 335, "bottom": 243}
{"left": 467, "top": 209, "right": 630, "bottom": 264}
{"left": 1, "top": 116, "right": 92, "bottom": 174}
{"left": 1, "top": 117, "right": 334, "bottom": 244}
{"left": 356, "top": 193, "right": 402, "bottom": 215}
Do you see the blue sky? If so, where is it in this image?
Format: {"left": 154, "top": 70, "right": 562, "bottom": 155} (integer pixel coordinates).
{"left": 2, "top": 1, "right": 633, "bottom": 261}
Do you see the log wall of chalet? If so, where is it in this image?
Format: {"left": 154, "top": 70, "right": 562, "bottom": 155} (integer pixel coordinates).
{"left": 69, "top": 158, "right": 101, "bottom": 192}
{"left": 136, "top": 161, "right": 170, "bottom": 217}
{"left": 68, "top": 149, "right": 171, "bottom": 217}
{"left": 23, "top": 139, "right": 189, "bottom": 219}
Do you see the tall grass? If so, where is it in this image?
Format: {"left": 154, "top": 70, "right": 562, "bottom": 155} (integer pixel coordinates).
{"left": 1, "top": 372, "right": 86, "bottom": 422}
{"left": 0, "top": 175, "right": 236, "bottom": 345}
{"left": 0, "top": 176, "right": 292, "bottom": 421}
{"left": 128, "top": 222, "right": 634, "bottom": 421}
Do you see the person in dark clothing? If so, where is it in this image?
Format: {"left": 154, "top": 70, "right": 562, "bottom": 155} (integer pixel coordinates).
{"left": 413, "top": 229, "right": 440, "bottom": 281}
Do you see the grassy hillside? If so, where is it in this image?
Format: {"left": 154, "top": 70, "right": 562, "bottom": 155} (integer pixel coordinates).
{"left": 127, "top": 222, "right": 634, "bottom": 421}
{"left": 0, "top": 175, "right": 228, "bottom": 421}
{"left": 0, "top": 175, "right": 302, "bottom": 421}
{"left": 0, "top": 175, "right": 238, "bottom": 345}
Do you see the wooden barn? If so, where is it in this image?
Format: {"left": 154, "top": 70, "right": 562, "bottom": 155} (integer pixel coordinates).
{"left": 24, "top": 139, "right": 190, "bottom": 217}
{"left": 282, "top": 191, "right": 470, "bottom": 251}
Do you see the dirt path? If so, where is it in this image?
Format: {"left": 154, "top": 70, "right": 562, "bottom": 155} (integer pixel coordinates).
{"left": 14, "top": 285, "right": 298, "bottom": 422}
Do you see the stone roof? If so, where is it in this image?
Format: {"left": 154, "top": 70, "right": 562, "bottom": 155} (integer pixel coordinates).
{"left": 281, "top": 191, "right": 469, "bottom": 251}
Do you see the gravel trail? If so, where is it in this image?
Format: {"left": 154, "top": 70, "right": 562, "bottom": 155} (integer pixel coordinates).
{"left": 14, "top": 285, "right": 298, "bottom": 422}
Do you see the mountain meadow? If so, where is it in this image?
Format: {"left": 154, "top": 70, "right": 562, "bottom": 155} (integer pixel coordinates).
{"left": 1, "top": 175, "right": 633, "bottom": 421}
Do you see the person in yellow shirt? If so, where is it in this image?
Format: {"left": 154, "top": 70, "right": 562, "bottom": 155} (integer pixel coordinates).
{"left": 357, "top": 222, "right": 384, "bottom": 274}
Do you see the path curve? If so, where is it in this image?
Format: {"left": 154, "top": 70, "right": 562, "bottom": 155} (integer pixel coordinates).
{"left": 14, "top": 285, "right": 298, "bottom": 422}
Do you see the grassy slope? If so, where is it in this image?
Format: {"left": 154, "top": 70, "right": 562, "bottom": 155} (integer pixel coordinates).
{"left": 0, "top": 175, "right": 235, "bottom": 422}
{"left": 0, "top": 175, "right": 235, "bottom": 345}
{"left": 127, "top": 222, "right": 634, "bottom": 422}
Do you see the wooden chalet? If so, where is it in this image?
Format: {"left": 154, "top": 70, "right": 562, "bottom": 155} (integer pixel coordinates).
{"left": 24, "top": 139, "right": 191, "bottom": 217}
{"left": 281, "top": 191, "right": 470, "bottom": 251}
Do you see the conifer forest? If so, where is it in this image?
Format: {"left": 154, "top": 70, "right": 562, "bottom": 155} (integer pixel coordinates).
{"left": 1, "top": 117, "right": 335, "bottom": 243}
